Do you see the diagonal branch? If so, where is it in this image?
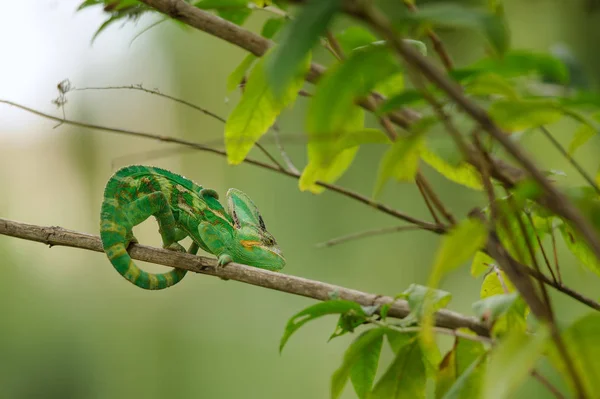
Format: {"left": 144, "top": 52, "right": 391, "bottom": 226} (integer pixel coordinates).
{"left": 0, "top": 217, "right": 489, "bottom": 337}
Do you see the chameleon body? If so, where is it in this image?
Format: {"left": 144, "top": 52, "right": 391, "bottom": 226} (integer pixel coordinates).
{"left": 100, "top": 165, "right": 285, "bottom": 290}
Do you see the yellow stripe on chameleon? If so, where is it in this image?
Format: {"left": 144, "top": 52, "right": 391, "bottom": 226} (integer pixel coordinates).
{"left": 240, "top": 240, "right": 261, "bottom": 249}
{"left": 164, "top": 271, "right": 174, "bottom": 286}
{"left": 105, "top": 243, "right": 127, "bottom": 259}
{"left": 123, "top": 260, "right": 141, "bottom": 282}
{"left": 148, "top": 274, "right": 159, "bottom": 289}
{"left": 100, "top": 220, "right": 127, "bottom": 234}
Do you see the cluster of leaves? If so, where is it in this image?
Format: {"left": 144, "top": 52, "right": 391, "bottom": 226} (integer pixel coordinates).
{"left": 77, "top": 0, "right": 600, "bottom": 398}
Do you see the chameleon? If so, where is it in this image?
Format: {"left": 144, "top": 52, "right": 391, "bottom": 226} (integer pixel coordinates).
{"left": 100, "top": 165, "right": 285, "bottom": 290}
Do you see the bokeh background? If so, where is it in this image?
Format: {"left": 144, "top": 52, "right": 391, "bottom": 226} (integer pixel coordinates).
{"left": 1, "top": 1, "right": 599, "bottom": 398}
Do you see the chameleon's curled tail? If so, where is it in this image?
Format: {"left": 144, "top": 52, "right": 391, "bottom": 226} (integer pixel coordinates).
{"left": 100, "top": 203, "right": 187, "bottom": 290}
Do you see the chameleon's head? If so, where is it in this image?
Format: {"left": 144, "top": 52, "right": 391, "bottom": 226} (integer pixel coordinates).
{"left": 226, "top": 188, "right": 286, "bottom": 271}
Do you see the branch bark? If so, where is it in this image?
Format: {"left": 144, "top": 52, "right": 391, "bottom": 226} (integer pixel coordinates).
{"left": 0, "top": 217, "right": 489, "bottom": 336}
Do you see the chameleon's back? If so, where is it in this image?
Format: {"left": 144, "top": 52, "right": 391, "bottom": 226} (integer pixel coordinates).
{"left": 100, "top": 165, "right": 201, "bottom": 290}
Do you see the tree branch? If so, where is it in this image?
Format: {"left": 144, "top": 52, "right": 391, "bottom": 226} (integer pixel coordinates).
{"left": 0, "top": 217, "right": 489, "bottom": 337}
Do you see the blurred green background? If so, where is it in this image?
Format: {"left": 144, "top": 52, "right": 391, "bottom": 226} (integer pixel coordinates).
{"left": 1, "top": 1, "right": 599, "bottom": 398}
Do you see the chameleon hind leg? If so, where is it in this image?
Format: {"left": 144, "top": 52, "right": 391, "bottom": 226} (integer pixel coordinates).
{"left": 122, "top": 191, "right": 188, "bottom": 289}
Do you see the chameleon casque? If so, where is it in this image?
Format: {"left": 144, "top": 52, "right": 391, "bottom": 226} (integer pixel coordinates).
{"left": 100, "top": 165, "right": 285, "bottom": 290}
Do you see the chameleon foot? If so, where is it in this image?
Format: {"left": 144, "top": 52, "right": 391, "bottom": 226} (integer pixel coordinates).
{"left": 165, "top": 242, "right": 186, "bottom": 253}
{"left": 216, "top": 254, "right": 233, "bottom": 281}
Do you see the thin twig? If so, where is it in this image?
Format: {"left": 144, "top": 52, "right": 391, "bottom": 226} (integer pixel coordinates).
{"left": 72, "top": 84, "right": 227, "bottom": 123}
{"left": 540, "top": 126, "right": 600, "bottom": 195}
{"left": 255, "top": 142, "right": 285, "bottom": 170}
{"left": 531, "top": 369, "right": 567, "bottom": 399}
{"left": 369, "top": 319, "right": 493, "bottom": 344}
{"left": 0, "top": 217, "right": 488, "bottom": 336}
{"left": 415, "top": 178, "right": 442, "bottom": 224}
{"left": 271, "top": 123, "right": 299, "bottom": 174}
{"left": 551, "top": 227, "right": 563, "bottom": 284}
{"left": 316, "top": 225, "right": 423, "bottom": 248}
{"left": 0, "top": 99, "right": 444, "bottom": 234}
{"left": 526, "top": 212, "right": 558, "bottom": 283}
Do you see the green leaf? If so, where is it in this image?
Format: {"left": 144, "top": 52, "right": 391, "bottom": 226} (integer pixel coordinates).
{"left": 374, "top": 73, "right": 405, "bottom": 98}
{"left": 377, "top": 90, "right": 425, "bottom": 114}
{"left": 338, "top": 128, "right": 391, "bottom": 150}
{"left": 560, "top": 222, "right": 600, "bottom": 277}
{"left": 369, "top": 337, "right": 426, "bottom": 399}
{"left": 421, "top": 147, "right": 483, "bottom": 190}
{"left": 385, "top": 329, "right": 414, "bottom": 354}
{"left": 488, "top": 98, "right": 563, "bottom": 131}
{"left": 336, "top": 26, "right": 378, "bottom": 54}
{"left": 483, "top": 326, "right": 550, "bottom": 399}
{"left": 266, "top": 0, "right": 342, "bottom": 94}
{"left": 470, "top": 251, "right": 494, "bottom": 277}
{"left": 430, "top": 218, "right": 488, "bottom": 283}
{"left": 472, "top": 292, "right": 518, "bottom": 322}
{"left": 331, "top": 328, "right": 385, "bottom": 399}
{"left": 261, "top": 17, "right": 284, "bottom": 39}
{"left": 436, "top": 336, "right": 486, "bottom": 399}
{"left": 399, "top": 284, "right": 452, "bottom": 327}
{"left": 393, "top": 3, "right": 509, "bottom": 55}
{"left": 225, "top": 51, "right": 309, "bottom": 164}
{"left": 548, "top": 313, "right": 600, "bottom": 397}
{"left": 373, "top": 133, "right": 425, "bottom": 198}
{"left": 464, "top": 73, "right": 518, "bottom": 99}
{"left": 441, "top": 354, "right": 487, "bottom": 399}
{"left": 226, "top": 54, "right": 257, "bottom": 92}
{"left": 452, "top": 50, "right": 569, "bottom": 84}
{"left": 301, "top": 44, "right": 400, "bottom": 192}
{"left": 568, "top": 123, "right": 597, "bottom": 155}
{"left": 194, "top": 0, "right": 252, "bottom": 25}
{"left": 280, "top": 300, "right": 366, "bottom": 352}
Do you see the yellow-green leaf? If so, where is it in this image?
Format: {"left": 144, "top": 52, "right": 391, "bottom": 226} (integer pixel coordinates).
{"left": 560, "top": 222, "right": 600, "bottom": 277}
{"left": 421, "top": 147, "right": 483, "bottom": 190}
{"left": 470, "top": 251, "right": 494, "bottom": 277}
{"left": 480, "top": 269, "right": 515, "bottom": 298}
{"left": 436, "top": 335, "right": 486, "bottom": 399}
{"left": 300, "top": 146, "right": 358, "bottom": 194}
{"left": 226, "top": 53, "right": 257, "bottom": 92}
{"left": 483, "top": 326, "right": 550, "bottom": 399}
{"left": 225, "top": 52, "right": 309, "bottom": 164}
{"left": 373, "top": 133, "right": 424, "bottom": 198}
{"left": 488, "top": 99, "right": 563, "bottom": 131}
{"left": 464, "top": 72, "right": 518, "bottom": 99}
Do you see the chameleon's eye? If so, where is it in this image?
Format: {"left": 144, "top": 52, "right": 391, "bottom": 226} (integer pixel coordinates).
{"left": 264, "top": 235, "right": 275, "bottom": 246}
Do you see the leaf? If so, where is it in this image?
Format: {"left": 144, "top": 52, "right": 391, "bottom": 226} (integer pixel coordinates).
{"left": 436, "top": 336, "right": 486, "bottom": 399}
{"left": 393, "top": 3, "right": 509, "bottom": 55}
{"left": 301, "top": 44, "right": 400, "bottom": 192}
{"left": 548, "top": 313, "right": 600, "bottom": 397}
{"left": 279, "top": 300, "right": 366, "bottom": 352}
{"left": 385, "top": 329, "right": 414, "bottom": 354}
{"left": 336, "top": 26, "right": 378, "bottom": 54}
{"left": 374, "top": 73, "right": 405, "bottom": 98}
{"left": 377, "top": 90, "right": 425, "bottom": 114}
{"left": 430, "top": 218, "right": 488, "bottom": 283}
{"left": 421, "top": 147, "right": 483, "bottom": 190}
{"left": 194, "top": 0, "right": 252, "bottom": 25}
{"left": 266, "top": 0, "right": 342, "bottom": 94}
{"left": 568, "top": 123, "right": 597, "bottom": 155}
{"left": 452, "top": 50, "right": 569, "bottom": 84}
{"left": 331, "top": 328, "right": 385, "bottom": 399}
{"left": 560, "top": 222, "right": 600, "bottom": 277}
{"left": 464, "top": 73, "right": 518, "bottom": 99}
{"left": 261, "top": 17, "right": 284, "bottom": 39}
{"left": 470, "top": 251, "right": 494, "bottom": 277}
{"left": 373, "top": 133, "right": 425, "bottom": 198}
{"left": 472, "top": 292, "right": 518, "bottom": 321}
{"left": 337, "top": 128, "right": 391, "bottom": 150}
{"left": 480, "top": 269, "right": 515, "bottom": 298}
{"left": 225, "top": 51, "right": 309, "bottom": 164}
{"left": 369, "top": 337, "right": 426, "bottom": 399}
{"left": 488, "top": 98, "right": 563, "bottom": 131}
{"left": 483, "top": 326, "right": 550, "bottom": 399}
{"left": 226, "top": 54, "right": 257, "bottom": 92}
{"left": 398, "top": 284, "right": 452, "bottom": 327}
{"left": 441, "top": 354, "right": 487, "bottom": 399}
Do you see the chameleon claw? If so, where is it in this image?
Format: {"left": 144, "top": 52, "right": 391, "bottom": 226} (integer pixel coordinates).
{"left": 217, "top": 254, "right": 233, "bottom": 268}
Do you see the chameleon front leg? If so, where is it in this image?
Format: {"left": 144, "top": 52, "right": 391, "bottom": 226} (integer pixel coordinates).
{"left": 197, "top": 221, "right": 234, "bottom": 267}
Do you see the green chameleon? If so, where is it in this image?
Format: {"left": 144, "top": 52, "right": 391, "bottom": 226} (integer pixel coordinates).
{"left": 100, "top": 165, "right": 285, "bottom": 290}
